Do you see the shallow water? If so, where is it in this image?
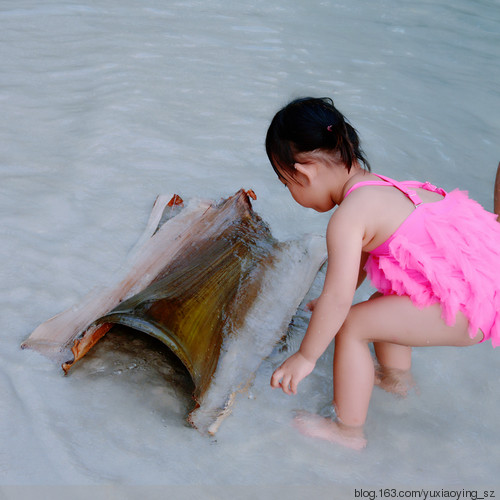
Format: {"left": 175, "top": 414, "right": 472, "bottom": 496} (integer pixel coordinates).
{"left": 1, "top": 0, "right": 499, "bottom": 496}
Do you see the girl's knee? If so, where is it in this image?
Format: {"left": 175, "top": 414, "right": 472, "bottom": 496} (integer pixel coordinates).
{"left": 336, "top": 308, "right": 366, "bottom": 344}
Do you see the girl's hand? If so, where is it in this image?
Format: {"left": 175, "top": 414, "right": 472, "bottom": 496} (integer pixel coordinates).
{"left": 270, "top": 352, "right": 316, "bottom": 395}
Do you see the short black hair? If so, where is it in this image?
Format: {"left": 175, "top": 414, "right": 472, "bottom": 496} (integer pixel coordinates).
{"left": 265, "top": 97, "right": 370, "bottom": 180}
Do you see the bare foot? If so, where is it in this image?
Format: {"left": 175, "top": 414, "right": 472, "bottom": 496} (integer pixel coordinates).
{"left": 374, "top": 364, "right": 417, "bottom": 397}
{"left": 292, "top": 411, "right": 367, "bottom": 450}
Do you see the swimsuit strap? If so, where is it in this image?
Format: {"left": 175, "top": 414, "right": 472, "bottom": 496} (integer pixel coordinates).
{"left": 343, "top": 179, "right": 392, "bottom": 198}
{"left": 372, "top": 174, "right": 423, "bottom": 206}
{"left": 344, "top": 173, "right": 446, "bottom": 207}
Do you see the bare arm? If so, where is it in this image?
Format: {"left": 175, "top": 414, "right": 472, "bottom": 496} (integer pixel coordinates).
{"left": 306, "top": 250, "right": 367, "bottom": 311}
{"left": 271, "top": 207, "right": 364, "bottom": 394}
{"left": 357, "top": 251, "right": 368, "bottom": 288}
{"left": 298, "top": 213, "right": 363, "bottom": 362}
{"left": 495, "top": 161, "right": 500, "bottom": 221}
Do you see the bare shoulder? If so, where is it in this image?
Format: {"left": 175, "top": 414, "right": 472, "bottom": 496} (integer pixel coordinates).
{"left": 326, "top": 194, "right": 368, "bottom": 244}
{"left": 333, "top": 185, "right": 413, "bottom": 250}
{"left": 332, "top": 185, "right": 382, "bottom": 227}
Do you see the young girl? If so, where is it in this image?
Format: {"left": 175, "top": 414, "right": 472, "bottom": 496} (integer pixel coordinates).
{"left": 266, "top": 97, "right": 500, "bottom": 450}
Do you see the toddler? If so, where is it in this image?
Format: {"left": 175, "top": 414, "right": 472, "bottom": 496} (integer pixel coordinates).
{"left": 267, "top": 97, "right": 500, "bottom": 449}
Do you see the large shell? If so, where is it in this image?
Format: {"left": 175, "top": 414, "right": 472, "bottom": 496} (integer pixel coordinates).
{"left": 23, "top": 190, "right": 326, "bottom": 434}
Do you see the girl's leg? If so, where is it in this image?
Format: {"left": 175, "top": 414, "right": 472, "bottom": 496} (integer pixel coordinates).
{"left": 368, "top": 291, "right": 412, "bottom": 371}
{"left": 367, "top": 291, "right": 414, "bottom": 395}
{"left": 373, "top": 342, "right": 414, "bottom": 396}
{"left": 295, "top": 295, "right": 482, "bottom": 448}
{"left": 373, "top": 343, "right": 411, "bottom": 370}
{"left": 334, "top": 295, "right": 481, "bottom": 427}
{"left": 364, "top": 291, "right": 413, "bottom": 395}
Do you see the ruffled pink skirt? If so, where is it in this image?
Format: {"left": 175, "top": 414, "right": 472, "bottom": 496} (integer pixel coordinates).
{"left": 365, "top": 189, "right": 500, "bottom": 347}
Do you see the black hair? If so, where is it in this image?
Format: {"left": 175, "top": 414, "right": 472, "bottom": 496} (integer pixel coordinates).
{"left": 265, "top": 97, "right": 371, "bottom": 180}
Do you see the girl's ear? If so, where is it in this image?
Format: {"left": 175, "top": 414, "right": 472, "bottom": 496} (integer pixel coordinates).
{"left": 294, "top": 162, "right": 317, "bottom": 185}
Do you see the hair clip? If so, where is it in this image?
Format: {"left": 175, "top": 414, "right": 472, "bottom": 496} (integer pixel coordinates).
{"left": 327, "top": 125, "right": 333, "bottom": 132}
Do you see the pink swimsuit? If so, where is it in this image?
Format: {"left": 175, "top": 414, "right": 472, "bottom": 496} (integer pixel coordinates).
{"left": 345, "top": 174, "right": 500, "bottom": 347}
